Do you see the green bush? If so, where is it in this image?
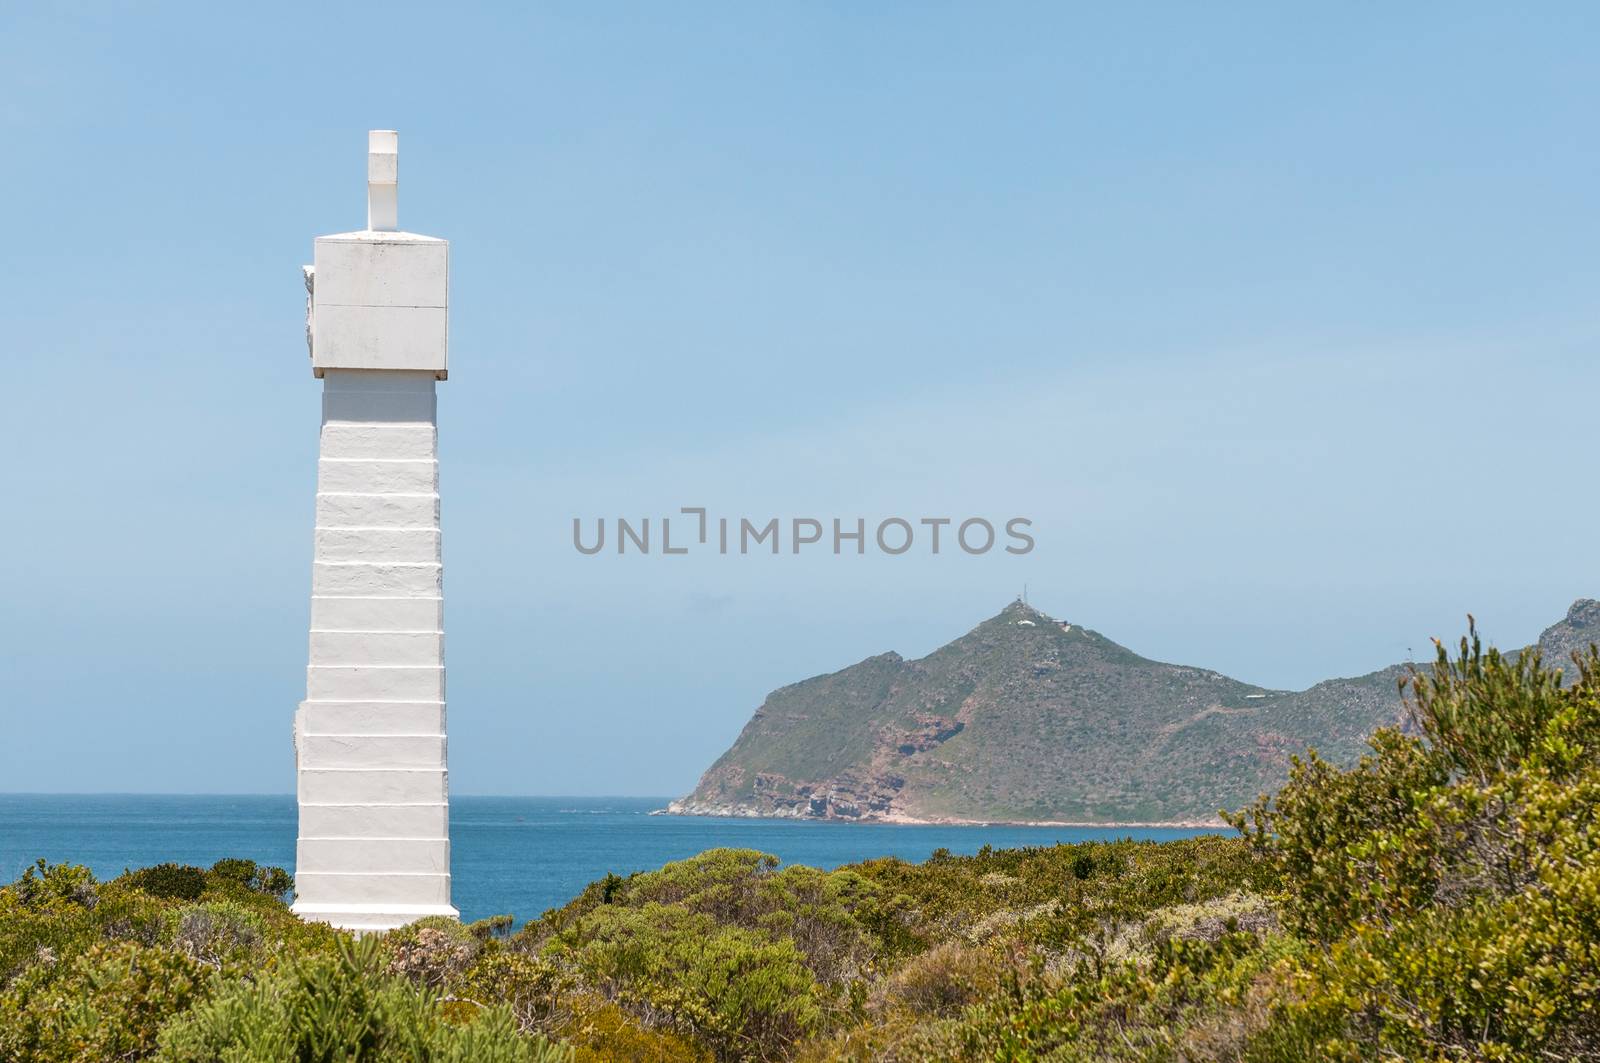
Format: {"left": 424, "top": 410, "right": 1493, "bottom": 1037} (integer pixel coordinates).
{"left": 544, "top": 902, "right": 820, "bottom": 1061}
{"left": 0, "top": 940, "right": 208, "bottom": 1061}
{"left": 156, "top": 935, "right": 567, "bottom": 1062}
{"left": 94, "top": 884, "right": 175, "bottom": 948}
{"left": 451, "top": 949, "right": 575, "bottom": 1038}
{"left": 119, "top": 863, "right": 208, "bottom": 901}
{"left": 167, "top": 900, "right": 266, "bottom": 968}
{"left": 385, "top": 916, "right": 481, "bottom": 988}
{"left": 11, "top": 859, "right": 98, "bottom": 910}
{"left": 0, "top": 861, "right": 102, "bottom": 985}
{"left": 558, "top": 993, "right": 713, "bottom": 1062}
{"left": 207, "top": 858, "right": 294, "bottom": 899}
{"left": 877, "top": 939, "right": 1000, "bottom": 1017}
{"left": 1230, "top": 627, "right": 1600, "bottom": 1060}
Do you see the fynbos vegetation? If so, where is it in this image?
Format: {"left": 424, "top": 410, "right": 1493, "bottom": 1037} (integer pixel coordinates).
{"left": 2, "top": 623, "right": 1597, "bottom": 1059}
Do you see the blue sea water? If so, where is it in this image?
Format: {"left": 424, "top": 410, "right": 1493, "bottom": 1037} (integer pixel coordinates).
{"left": 0, "top": 795, "right": 1216, "bottom": 925}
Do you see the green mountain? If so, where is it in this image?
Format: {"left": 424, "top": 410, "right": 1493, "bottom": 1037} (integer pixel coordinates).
{"left": 670, "top": 598, "right": 1600, "bottom": 825}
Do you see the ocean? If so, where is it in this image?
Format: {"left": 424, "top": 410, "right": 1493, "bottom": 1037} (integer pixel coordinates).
{"left": 0, "top": 795, "right": 1217, "bottom": 925}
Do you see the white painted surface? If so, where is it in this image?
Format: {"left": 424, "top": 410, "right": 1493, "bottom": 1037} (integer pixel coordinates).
{"left": 315, "top": 494, "right": 440, "bottom": 531}
{"left": 367, "top": 130, "right": 399, "bottom": 232}
{"left": 296, "top": 872, "right": 453, "bottom": 906}
{"left": 312, "top": 304, "right": 449, "bottom": 374}
{"left": 310, "top": 561, "right": 443, "bottom": 597}
{"left": 309, "top": 132, "right": 449, "bottom": 378}
{"left": 321, "top": 382, "right": 439, "bottom": 421}
{"left": 298, "top": 838, "right": 451, "bottom": 873}
{"left": 313, "top": 529, "right": 442, "bottom": 564}
{"left": 318, "top": 458, "right": 439, "bottom": 495}
{"left": 300, "top": 734, "right": 447, "bottom": 769}
{"left": 305, "top": 665, "right": 445, "bottom": 702}
{"left": 314, "top": 239, "right": 447, "bottom": 307}
{"left": 309, "top": 632, "right": 445, "bottom": 665}
{"left": 295, "top": 131, "right": 456, "bottom": 933}
{"left": 299, "top": 701, "right": 447, "bottom": 735}
{"left": 319, "top": 423, "right": 437, "bottom": 459}
{"left": 300, "top": 803, "right": 450, "bottom": 837}
{"left": 299, "top": 768, "right": 449, "bottom": 805}
{"left": 310, "top": 597, "right": 443, "bottom": 632}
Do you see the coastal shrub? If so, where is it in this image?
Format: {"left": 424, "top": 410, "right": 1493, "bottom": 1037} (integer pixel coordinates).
{"left": 0, "top": 861, "right": 102, "bottom": 985}
{"left": 559, "top": 993, "right": 713, "bottom": 1062}
{"left": 93, "top": 884, "right": 173, "bottom": 949}
{"left": 386, "top": 916, "right": 481, "bottom": 988}
{"left": 512, "top": 839, "right": 1280, "bottom": 1059}
{"left": 451, "top": 950, "right": 576, "bottom": 1036}
{"left": 155, "top": 934, "right": 566, "bottom": 1062}
{"left": 206, "top": 857, "right": 294, "bottom": 899}
{"left": 538, "top": 849, "right": 893, "bottom": 960}
{"left": 850, "top": 835, "right": 1266, "bottom": 954}
{"left": 521, "top": 848, "right": 920, "bottom": 1057}
{"left": 925, "top": 928, "right": 1285, "bottom": 1061}
{"left": 877, "top": 939, "right": 1000, "bottom": 1017}
{"left": 469, "top": 912, "right": 517, "bottom": 941}
{"left": 0, "top": 833, "right": 1285, "bottom": 1062}
{"left": 1229, "top": 628, "right": 1600, "bottom": 1060}
{"left": 0, "top": 940, "right": 208, "bottom": 1061}
{"left": 119, "top": 863, "right": 208, "bottom": 901}
{"left": 168, "top": 899, "right": 266, "bottom": 968}
{"left": 545, "top": 903, "right": 821, "bottom": 1061}
{"left": 11, "top": 859, "right": 98, "bottom": 910}
{"left": 454, "top": 960, "right": 713, "bottom": 1062}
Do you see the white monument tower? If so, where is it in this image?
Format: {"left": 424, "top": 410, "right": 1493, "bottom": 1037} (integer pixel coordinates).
{"left": 292, "top": 130, "right": 457, "bottom": 932}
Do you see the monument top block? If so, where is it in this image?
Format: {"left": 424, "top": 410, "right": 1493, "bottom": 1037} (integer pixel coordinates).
{"left": 308, "top": 130, "right": 449, "bottom": 379}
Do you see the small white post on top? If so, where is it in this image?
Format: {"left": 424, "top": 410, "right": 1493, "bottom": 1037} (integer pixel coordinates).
{"left": 367, "top": 130, "right": 399, "bottom": 232}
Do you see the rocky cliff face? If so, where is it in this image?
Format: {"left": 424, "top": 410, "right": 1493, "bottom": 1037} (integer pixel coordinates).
{"left": 670, "top": 599, "right": 1600, "bottom": 825}
{"left": 1538, "top": 599, "right": 1600, "bottom": 670}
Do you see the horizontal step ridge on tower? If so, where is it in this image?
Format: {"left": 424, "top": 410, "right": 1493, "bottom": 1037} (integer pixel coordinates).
{"left": 297, "top": 702, "right": 446, "bottom": 734}
{"left": 298, "top": 802, "right": 449, "bottom": 837}
{"left": 298, "top": 768, "right": 448, "bottom": 804}
{"left": 298, "top": 734, "right": 445, "bottom": 770}
{"left": 297, "top": 838, "right": 449, "bottom": 873}
{"left": 306, "top": 666, "right": 444, "bottom": 701}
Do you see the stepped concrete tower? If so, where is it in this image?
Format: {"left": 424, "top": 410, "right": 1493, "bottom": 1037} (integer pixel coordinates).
{"left": 292, "top": 130, "right": 457, "bottom": 932}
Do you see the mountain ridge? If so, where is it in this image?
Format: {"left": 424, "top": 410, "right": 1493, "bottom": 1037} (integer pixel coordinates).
{"left": 669, "top": 598, "right": 1600, "bottom": 825}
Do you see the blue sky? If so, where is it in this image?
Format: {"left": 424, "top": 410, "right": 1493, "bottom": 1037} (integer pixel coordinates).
{"left": 2, "top": 3, "right": 1596, "bottom": 795}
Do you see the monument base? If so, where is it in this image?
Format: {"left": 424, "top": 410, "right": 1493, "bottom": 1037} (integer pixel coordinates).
{"left": 292, "top": 901, "right": 461, "bottom": 935}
